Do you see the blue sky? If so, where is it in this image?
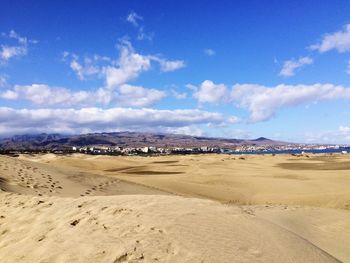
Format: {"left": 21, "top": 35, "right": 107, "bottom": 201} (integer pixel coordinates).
{"left": 1, "top": 1, "right": 350, "bottom": 143}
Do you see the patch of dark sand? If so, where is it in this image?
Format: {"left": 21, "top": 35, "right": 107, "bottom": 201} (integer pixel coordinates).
{"left": 278, "top": 161, "right": 350, "bottom": 170}
{"left": 152, "top": 161, "right": 179, "bottom": 164}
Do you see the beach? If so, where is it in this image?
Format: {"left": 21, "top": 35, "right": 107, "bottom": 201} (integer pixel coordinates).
{"left": 0, "top": 153, "right": 350, "bottom": 262}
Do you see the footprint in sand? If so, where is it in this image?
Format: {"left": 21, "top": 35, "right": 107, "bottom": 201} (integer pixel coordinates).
{"left": 37, "top": 235, "right": 45, "bottom": 242}
{"left": 97, "top": 179, "right": 120, "bottom": 191}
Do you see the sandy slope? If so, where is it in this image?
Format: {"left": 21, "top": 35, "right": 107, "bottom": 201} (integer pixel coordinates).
{"left": 0, "top": 155, "right": 167, "bottom": 197}
{"left": 0, "top": 192, "right": 346, "bottom": 263}
{"left": 254, "top": 205, "right": 350, "bottom": 262}
{"left": 0, "top": 153, "right": 350, "bottom": 262}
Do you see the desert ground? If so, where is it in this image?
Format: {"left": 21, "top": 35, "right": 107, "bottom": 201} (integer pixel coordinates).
{"left": 0, "top": 153, "right": 350, "bottom": 262}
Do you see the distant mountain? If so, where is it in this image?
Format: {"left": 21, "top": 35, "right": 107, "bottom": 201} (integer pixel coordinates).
{"left": 0, "top": 132, "right": 286, "bottom": 150}
{"left": 252, "top": 137, "right": 268, "bottom": 141}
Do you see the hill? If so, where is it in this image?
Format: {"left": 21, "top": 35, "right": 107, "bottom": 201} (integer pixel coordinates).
{"left": 0, "top": 132, "right": 285, "bottom": 150}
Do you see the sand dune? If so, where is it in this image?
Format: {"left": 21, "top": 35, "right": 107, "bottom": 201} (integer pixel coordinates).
{"left": 0, "top": 155, "right": 168, "bottom": 197}
{"left": 0, "top": 153, "right": 350, "bottom": 262}
{"left": 0, "top": 192, "right": 346, "bottom": 263}
{"left": 27, "top": 153, "right": 350, "bottom": 209}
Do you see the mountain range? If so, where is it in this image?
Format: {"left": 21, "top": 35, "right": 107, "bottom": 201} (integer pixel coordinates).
{"left": 0, "top": 132, "right": 285, "bottom": 150}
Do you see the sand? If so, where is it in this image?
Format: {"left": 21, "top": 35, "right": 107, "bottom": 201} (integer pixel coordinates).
{"left": 0, "top": 154, "right": 167, "bottom": 197}
{"left": 23, "top": 153, "right": 350, "bottom": 209}
{"left": 0, "top": 153, "right": 350, "bottom": 262}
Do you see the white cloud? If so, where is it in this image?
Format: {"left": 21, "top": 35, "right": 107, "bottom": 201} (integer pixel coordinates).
{"left": 226, "top": 129, "right": 254, "bottom": 140}
{"left": 0, "top": 45, "right": 27, "bottom": 61}
{"left": 192, "top": 80, "right": 228, "bottom": 104}
{"left": 2, "top": 41, "right": 171, "bottom": 107}
{"left": 0, "top": 30, "right": 36, "bottom": 63}
{"left": 0, "top": 83, "right": 166, "bottom": 108}
{"left": 0, "top": 107, "right": 235, "bottom": 136}
{"left": 206, "top": 117, "right": 240, "bottom": 129}
{"left": 126, "top": 12, "right": 153, "bottom": 41}
{"left": 310, "top": 24, "right": 350, "bottom": 53}
{"left": 64, "top": 40, "right": 185, "bottom": 86}
{"left": 63, "top": 42, "right": 147, "bottom": 85}
{"left": 279, "top": 56, "right": 313, "bottom": 77}
{"left": 185, "top": 83, "right": 197, "bottom": 91}
{"left": 117, "top": 84, "right": 166, "bottom": 107}
{"left": 7, "top": 30, "right": 37, "bottom": 45}
{"left": 126, "top": 11, "right": 143, "bottom": 27}
{"left": 231, "top": 83, "right": 350, "bottom": 122}
{"left": 165, "top": 126, "right": 204, "bottom": 137}
{"left": 171, "top": 89, "right": 187, "bottom": 99}
{"left": 69, "top": 59, "right": 84, "bottom": 80}
{"left": 189, "top": 80, "right": 350, "bottom": 123}
{"left": 0, "top": 76, "right": 7, "bottom": 87}
{"left": 157, "top": 58, "right": 185, "bottom": 72}
{"left": 1, "top": 89, "right": 18, "bottom": 100}
{"left": 304, "top": 125, "right": 350, "bottom": 143}
{"left": 137, "top": 27, "right": 154, "bottom": 41}
{"left": 204, "top": 48, "right": 215, "bottom": 56}
{"left": 69, "top": 59, "right": 99, "bottom": 80}
{"left": 63, "top": 52, "right": 110, "bottom": 80}
{"left": 1, "top": 84, "right": 92, "bottom": 106}
{"left": 339, "top": 125, "right": 350, "bottom": 133}
{"left": 228, "top": 116, "right": 240, "bottom": 124}
{"left": 104, "top": 41, "right": 151, "bottom": 88}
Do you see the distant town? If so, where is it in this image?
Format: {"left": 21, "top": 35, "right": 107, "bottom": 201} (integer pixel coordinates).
{"left": 68, "top": 143, "right": 349, "bottom": 155}
{"left": 1, "top": 143, "right": 349, "bottom": 156}
{"left": 0, "top": 132, "right": 348, "bottom": 156}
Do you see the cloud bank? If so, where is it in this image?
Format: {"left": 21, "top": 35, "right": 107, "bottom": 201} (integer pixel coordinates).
{"left": 231, "top": 83, "right": 350, "bottom": 122}
{"left": 0, "top": 83, "right": 166, "bottom": 108}
{"left": 189, "top": 80, "right": 350, "bottom": 123}
{"left": 0, "top": 107, "right": 237, "bottom": 135}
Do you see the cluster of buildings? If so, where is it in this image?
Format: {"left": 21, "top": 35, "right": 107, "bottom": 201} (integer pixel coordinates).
{"left": 71, "top": 146, "right": 222, "bottom": 155}
{"left": 1, "top": 143, "right": 348, "bottom": 156}
{"left": 71, "top": 143, "right": 349, "bottom": 156}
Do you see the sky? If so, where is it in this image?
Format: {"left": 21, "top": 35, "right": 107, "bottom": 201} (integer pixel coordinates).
{"left": 1, "top": 0, "right": 350, "bottom": 143}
